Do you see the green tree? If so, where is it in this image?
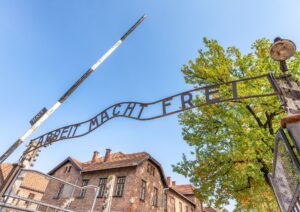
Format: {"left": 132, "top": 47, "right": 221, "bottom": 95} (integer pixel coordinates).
{"left": 173, "top": 38, "right": 300, "bottom": 210}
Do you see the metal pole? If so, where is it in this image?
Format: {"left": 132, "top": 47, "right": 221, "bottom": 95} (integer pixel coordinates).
{"left": 0, "top": 15, "right": 146, "bottom": 164}
{"left": 90, "top": 187, "right": 99, "bottom": 212}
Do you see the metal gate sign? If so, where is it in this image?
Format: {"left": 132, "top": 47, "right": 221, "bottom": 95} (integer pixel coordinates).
{"left": 28, "top": 74, "right": 278, "bottom": 150}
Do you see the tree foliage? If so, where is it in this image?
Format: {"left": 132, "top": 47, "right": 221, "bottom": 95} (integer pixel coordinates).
{"left": 173, "top": 38, "right": 300, "bottom": 210}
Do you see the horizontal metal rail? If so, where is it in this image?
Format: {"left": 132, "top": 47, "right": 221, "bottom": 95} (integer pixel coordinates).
{"left": 0, "top": 202, "right": 36, "bottom": 212}
{"left": 2, "top": 168, "right": 99, "bottom": 212}
{"left": 22, "top": 169, "right": 98, "bottom": 190}
{"left": 4, "top": 194, "right": 74, "bottom": 212}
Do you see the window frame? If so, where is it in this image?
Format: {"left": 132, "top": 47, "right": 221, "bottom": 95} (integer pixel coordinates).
{"left": 152, "top": 187, "right": 158, "bottom": 207}
{"left": 25, "top": 193, "right": 35, "bottom": 208}
{"left": 78, "top": 179, "right": 89, "bottom": 198}
{"left": 97, "top": 178, "right": 107, "bottom": 198}
{"left": 114, "top": 176, "right": 126, "bottom": 197}
{"left": 140, "top": 180, "right": 146, "bottom": 201}
{"left": 147, "top": 163, "right": 155, "bottom": 176}
{"left": 54, "top": 183, "right": 64, "bottom": 199}
{"left": 170, "top": 197, "right": 175, "bottom": 212}
{"left": 179, "top": 202, "right": 183, "bottom": 212}
{"left": 163, "top": 193, "right": 168, "bottom": 212}
{"left": 64, "top": 165, "right": 72, "bottom": 174}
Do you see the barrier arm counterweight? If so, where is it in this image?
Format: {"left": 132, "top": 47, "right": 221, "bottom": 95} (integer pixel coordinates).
{"left": 0, "top": 15, "right": 146, "bottom": 164}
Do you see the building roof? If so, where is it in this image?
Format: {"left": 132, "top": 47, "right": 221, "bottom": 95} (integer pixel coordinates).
{"left": 48, "top": 151, "right": 168, "bottom": 187}
{"left": 0, "top": 163, "right": 14, "bottom": 181}
{"left": 204, "top": 207, "right": 217, "bottom": 212}
{"left": 172, "top": 184, "right": 195, "bottom": 195}
{"left": 168, "top": 187, "right": 196, "bottom": 206}
{"left": 48, "top": 156, "right": 82, "bottom": 175}
{"left": 82, "top": 152, "right": 149, "bottom": 172}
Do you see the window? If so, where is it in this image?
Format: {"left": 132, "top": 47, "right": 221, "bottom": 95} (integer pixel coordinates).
{"left": 147, "top": 163, "right": 150, "bottom": 172}
{"left": 147, "top": 163, "right": 155, "bottom": 176}
{"left": 115, "top": 177, "right": 126, "bottom": 197}
{"left": 97, "top": 178, "right": 107, "bottom": 198}
{"left": 64, "top": 165, "right": 72, "bottom": 173}
{"left": 12, "top": 190, "right": 20, "bottom": 205}
{"left": 79, "top": 180, "right": 89, "bottom": 198}
{"left": 185, "top": 205, "right": 189, "bottom": 212}
{"left": 25, "top": 193, "right": 35, "bottom": 208}
{"left": 163, "top": 193, "right": 167, "bottom": 212}
{"left": 179, "top": 202, "right": 183, "bottom": 212}
{"left": 152, "top": 187, "right": 158, "bottom": 207}
{"left": 54, "top": 183, "right": 64, "bottom": 199}
{"left": 170, "top": 197, "right": 175, "bottom": 212}
{"left": 140, "top": 180, "right": 146, "bottom": 201}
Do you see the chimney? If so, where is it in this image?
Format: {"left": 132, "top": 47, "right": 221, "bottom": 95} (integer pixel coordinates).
{"left": 172, "top": 181, "right": 176, "bottom": 186}
{"left": 104, "top": 149, "right": 111, "bottom": 162}
{"left": 92, "top": 151, "right": 99, "bottom": 163}
{"left": 166, "top": 177, "right": 171, "bottom": 186}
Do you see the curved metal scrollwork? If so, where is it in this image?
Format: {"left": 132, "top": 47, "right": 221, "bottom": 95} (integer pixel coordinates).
{"left": 29, "top": 74, "right": 277, "bottom": 151}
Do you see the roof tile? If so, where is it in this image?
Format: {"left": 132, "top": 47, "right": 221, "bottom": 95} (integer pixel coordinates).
{"left": 172, "top": 184, "right": 195, "bottom": 195}
{"left": 82, "top": 152, "right": 149, "bottom": 172}
{"left": 0, "top": 163, "right": 14, "bottom": 180}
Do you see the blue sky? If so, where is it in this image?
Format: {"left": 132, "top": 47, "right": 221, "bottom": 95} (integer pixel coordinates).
{"left": 1, "top": 0, "right": 300, "bottom": 210}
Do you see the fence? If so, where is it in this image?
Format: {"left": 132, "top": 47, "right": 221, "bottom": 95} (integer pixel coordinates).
{"left": 0, "top": 169, "right": 99, "bottom": 212}
{"left": 268, "top": 128, "right": 300, "bottom": 212}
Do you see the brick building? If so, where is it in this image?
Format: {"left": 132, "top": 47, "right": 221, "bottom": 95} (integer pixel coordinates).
{"left": 0, "top": 163, "right": 49, "bottom": 210}
{"left": 40, "top": 149, "right": 204, "bottom": 212}
{"left": 0, "top": 163, "right": 14, "bottom": 187}
{"left": 0, "top": 149, "right": 215, "bottom": 212}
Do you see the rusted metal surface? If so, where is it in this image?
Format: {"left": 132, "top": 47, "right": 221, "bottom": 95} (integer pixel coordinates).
{"left": 281, "top": 114, "right": 300, "bottom": 128}
{"left": 269, "top": 39, "right": 296, "bottom": 62}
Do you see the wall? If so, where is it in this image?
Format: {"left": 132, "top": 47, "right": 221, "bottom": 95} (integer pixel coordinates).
{"left": 39, "top": 161, "right": 82, "bottom": 211}
{"left": 166, "top": 189, "right": 196, "bottom": 212}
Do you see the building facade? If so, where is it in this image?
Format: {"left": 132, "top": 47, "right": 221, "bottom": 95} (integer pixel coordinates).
{"left": 40, "top": 149, "right": 203, "bottom": 212}
{"left": 0, "top": 164, "right": 48, "bottom": 211}
{"left": 0, "top": 149, "right": 211, "bottom": 212}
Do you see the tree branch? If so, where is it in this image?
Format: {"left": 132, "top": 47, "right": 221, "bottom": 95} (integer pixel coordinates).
{"left": 234, "top": 177, "right": 253, "bottom": 192}
{"left": 245, "top": 105, "right": 263, "bottom": 127}
{"left": 263, "top": 112, "right": 275, "bottom": 135}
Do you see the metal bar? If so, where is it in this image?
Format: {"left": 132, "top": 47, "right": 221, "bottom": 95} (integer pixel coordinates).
{"left": 0, "top": 15, "right": 146, "bottom": 164}
{"left": 288, "top": 184, "right": 300, "bottom": 212}
{"left": 0, "top": 166, "right": 22, "bottom": 212}
{"left": 0, "top": 202, "right": 36, "bottom": 212}
{"left": 268, "top": 173, "right": 286, "bottom": 212}
{"left": 90, "top": 187, "right": 99, "bottom": 212}
{"left": 1, "top": 168, "right": 100, "bottom": 212}
{"left": 24, "top": 91, "right": 279, "bottom": 154}
{"left": 0, "top": 164, "right": 21, "bottom": 198}
{"left": 6, "top": 194, "right": 74, "bottom": 212}
{"left": 272, "top": 133, "right": 280, "bottom": 178}
{"left": 21, "top": 169, "right": 98, "bottom": 190}
{"left": 271, "top": 129, "right": 300, "bottom": 212}
{"left": 278, "top": 129, "right": 300, "bottom": 173}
